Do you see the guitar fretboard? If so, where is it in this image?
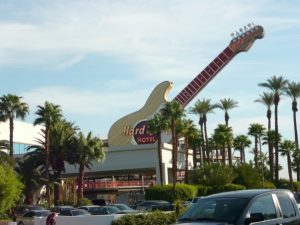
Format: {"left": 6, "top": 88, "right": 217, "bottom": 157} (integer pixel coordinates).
{"left": 174, "top": 46, "right": 236, "bottom": 107}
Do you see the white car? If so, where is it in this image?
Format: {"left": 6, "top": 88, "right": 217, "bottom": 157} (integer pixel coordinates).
{"left": 16, "top": 210, "right": 51, "bottom": 225}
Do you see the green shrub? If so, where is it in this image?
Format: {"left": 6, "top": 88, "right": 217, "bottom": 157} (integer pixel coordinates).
{"left": 233, "top": 163, "right": 261, "bottom": 188}
{"left": 223, "top": 183, "right": 246, "bottom": 191}
{"left": 0, "top": 165, "right": 23, "bottom": 215}
{"left": 276, "top": 179, "right": 291, "bottom": 189}
{"left": 190, "top": 163, "right": 236, "bottom": 186}
{"left": 197, "top": 185, "right": 207, "bottom": 196}
{"left": 293, "top": 181, "right": 300, "bottom": 192}
{"left": 145, "top": 184, "right": 197, "bottom": 202}
{"left": 262, "top": 181, "right": 276, "bottom": 189}
{"left": 112, "top": 211, "right": 176, "bottom": 225}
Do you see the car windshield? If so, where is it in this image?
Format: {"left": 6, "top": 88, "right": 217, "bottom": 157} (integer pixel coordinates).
{"left": 179, "top": 197, "right": 249, "bottom": 224}
{"left": 113, "top": 204, "right": 132, "bottom": 210}
{"left": 72, "top": 209, "right": 89, "bottom": 216}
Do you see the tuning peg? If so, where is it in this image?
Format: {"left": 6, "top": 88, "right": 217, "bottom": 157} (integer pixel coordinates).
{"left": 243, "top": 26, "right": 247, "bottom": 32}
{"left": 247, "top": 23, "right": 252, "bottom": 28}
{"left": 231, "top": 33, "right": 235, "bottom": 38}
{"left": 235, "top": 31, "right": 240, "bottom": 37}
{"left": 239, "top": 28, "right": 244, "bottom": 33}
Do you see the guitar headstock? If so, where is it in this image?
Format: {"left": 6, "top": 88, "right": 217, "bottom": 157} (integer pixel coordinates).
{"left": 229, "top": 22, "right": 264, "bottom": 53}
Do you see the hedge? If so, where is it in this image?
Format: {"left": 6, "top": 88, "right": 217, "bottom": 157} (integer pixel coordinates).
{"left": 145, "top": 184, "right": 198, "bottom": 202}
{"left": 112, "top": 211, "right": 176, "bottom": 225}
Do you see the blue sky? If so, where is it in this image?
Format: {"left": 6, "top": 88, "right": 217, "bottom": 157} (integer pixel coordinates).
{"left": 1, "top": 1, "right": 300, "bottom": 169}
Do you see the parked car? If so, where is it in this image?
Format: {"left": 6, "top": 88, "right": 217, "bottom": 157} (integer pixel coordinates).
{"left": 58, "top": 208, "right": 91, "bottom": 216}
{"left": 16, "top": 209, "right": 51, "bottom": 225}
{"left": 77, "top": 205, "right": 103, "bottom": 215}
{"left": 110, "top": 203, "right": 137, "bottom": 213}
{"left": 174, "top": 189, "right": 300, "bottom": 225}
{"left": 135, "top": 200, "right": 173, "bottom": 212}
{"left": 53, "top": 205, "right": 75, "bottom": 214}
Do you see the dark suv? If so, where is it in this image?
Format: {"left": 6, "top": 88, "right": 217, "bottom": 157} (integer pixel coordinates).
{"left": 174, "top": 189, "right": 300, "bottom": 225}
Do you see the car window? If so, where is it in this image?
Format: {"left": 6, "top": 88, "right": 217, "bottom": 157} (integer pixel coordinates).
{"left": 276, "top": 192, "right": 296, "bottom": 218}
{"left": 180, "top": 197, "right": 249, "bottom": 223}
{"left": 247, "top": 194, "right": 277, "bottom": 220}
{"left": 24, "top": 211, "right": 35, "bottom": 217}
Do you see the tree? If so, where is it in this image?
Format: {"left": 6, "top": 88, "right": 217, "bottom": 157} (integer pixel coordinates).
{"left": 0, "top": 164, "right": 23, "bottom": 214}
{"left": 68, "top": 131, "right": 105, "bottom": 204}
{"left": 255, "top": 92, "right": 275, "bottom": 181}
{"left": 258, "top": 75, "right": 288, "bottom": 182}
{"left": 0, "top": 94, "right": 29, "bottom": 164}
{"left": 33, "top": 101, "right": 62, "bottom": 208}
{"left": 148, "top": 113, "right": 168, "bottom": 185}
{"left": 161, "top": 101, "right": 185, "bottom": 190}
{"left": 177, "top": 118, "right": 196, "bottom": 183}
{"left": 284, "top": 81, "right": 300, "bottom": 180}
{"left": 215, "top": 98, "right": 238, "bottom": 126}
{"left": 189, "top": 98, "right": 216, "bottom": 161}
{"left": 212, "top": 124, "right": 234, "bottom": 165}
{"left": 189, "top": 162, "right": 236, "bottom": 186}
{"left": 50, "top": 119, "right": 78, "bottom": 205}
{"left": 233, "top": 135, "right": 251, "bottom": 164}
{"left": 279, "top": 140, "right": 296, "bottom": 190}
{"left": 248, "top": 123, "right": 266, "bottom": 168}
{"left": 15, "top": 157, "right": 45, "bottom": 205}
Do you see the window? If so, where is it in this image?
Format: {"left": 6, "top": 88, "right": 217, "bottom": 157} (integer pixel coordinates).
{"left": 276, "top": 192, "right": 296, "bottom": 218}
{"left": 247, "top": 194, "right": 277, "bottom": 220}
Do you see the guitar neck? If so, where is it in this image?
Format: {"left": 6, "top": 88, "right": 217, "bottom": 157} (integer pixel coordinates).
{"left": 174, "top": 46, "right": 236, "bottom": 107}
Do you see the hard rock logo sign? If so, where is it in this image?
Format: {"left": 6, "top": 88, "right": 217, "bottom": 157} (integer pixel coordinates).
{"left": 123, "top": 120, "right": 157, "bottom": 145}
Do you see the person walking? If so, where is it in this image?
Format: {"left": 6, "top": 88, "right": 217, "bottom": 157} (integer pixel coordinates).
{"left": 46, "top": 212, "right": 57, "bottom": 225}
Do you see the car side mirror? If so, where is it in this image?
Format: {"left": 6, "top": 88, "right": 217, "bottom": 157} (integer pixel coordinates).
{"left": 244, "top": 213, "right": 264, "bottom": 225}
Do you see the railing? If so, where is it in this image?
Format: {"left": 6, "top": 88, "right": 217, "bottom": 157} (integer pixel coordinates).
{"left": 84, "top": 180, "right": 156, "bottom": 190}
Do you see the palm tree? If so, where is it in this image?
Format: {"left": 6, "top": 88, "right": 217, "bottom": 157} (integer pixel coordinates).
{"left": 258, "top": 75, "right": 288, "bottom": 182}
{"left": 189, "top": 98, "right": 216, "bottom": 161}
{"left": 233, "top": 135, "right": 251, "bottom": 164}
{"left": 15, "top": 157, "right": 45, "bottom": 204}
{"left": 188, "top": 128, "right": 202, "bottom": 168}
{"left": 284, "top": 81, "right": 300, "bottom": 180}
{"left": 279, "top": 140, "right": 296, "bottom": 190}
{"left": 0, "top": 94, "right": 29, "bottom": 164}
{"left": 50, "top": 119, "right": 78, "bottom": 205}
{"left": 148, "top": 113, "right": 168, "bottom": 185}
{"left": 215, "top": 98, "right": 238, "bottom": 126}
{"left": 255, "top": 92, "right": 275, "bottom": 180}
{"left": 212, "top": 124, "right": 234, "bottom": 165}
{"left": 177, "top": 118, "right": 196, "bottom": 183}
{"left": 161, "top": 101, "right": 185, "bottom": 189}
{"left": 33, "top": 101, "right": 62, "bottom": 208}
{"left": 68, "top": 131, "right": 105, "bottom": 204}
{"left": 248, "top": 123, "right": 266, "bottom": 168}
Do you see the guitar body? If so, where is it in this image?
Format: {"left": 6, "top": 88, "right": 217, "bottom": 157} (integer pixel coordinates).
{"left": 108, "top": 81, "right": 173, "bottom": 147}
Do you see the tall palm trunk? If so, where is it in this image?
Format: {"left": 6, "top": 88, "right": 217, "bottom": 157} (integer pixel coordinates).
{"left": 267, "top": 109, "right": 274, "bottom": 181}
{"left": 9, "top": 117, "right": 14, "bottom": 165}
{"left": 254, "top": 137, "right": 259, "bottom": 168}
{"left": 274, "top": 102, "right": 279, "bottom": 182}
{"left": 45, "top": 127, "right": 51, "bottom": 208}
{"left": 199, "top": 118, "right": 205, "bottom": 162}
{"left": 221, "top": 145, "right": 226, "bottom": 164}
{"left": 77, "top": 163, "right": 85, "bottom": 203}
{"left": 203, "top": 115, "right": 209, "bottom": 161}
{"left": 171, "top": 119, "right": 177, "bottom": 192}
{"left": 157, "top": 131, "right": 163, "bottom": 185}
{"left": 184, "top": 135, "right": 189, "bottom": 183}
{"left": 287, "top": 152, "right": 294, "bottom": 191}
{"left": 292, "top": 101, "right": 300, "bottom": 180}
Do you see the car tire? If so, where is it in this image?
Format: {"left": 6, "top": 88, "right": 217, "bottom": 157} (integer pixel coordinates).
{"left": 18, "top": 222, "right": 24, "bottom": 225}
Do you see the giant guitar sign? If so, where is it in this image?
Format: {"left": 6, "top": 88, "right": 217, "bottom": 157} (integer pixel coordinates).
{"left": 108, "top": 23, "right": 264, "bottom": 147}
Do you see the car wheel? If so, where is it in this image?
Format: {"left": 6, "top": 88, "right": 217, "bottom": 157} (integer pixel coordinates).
{"left": 18, "top": 222, "right": 24, "bottom": 225}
